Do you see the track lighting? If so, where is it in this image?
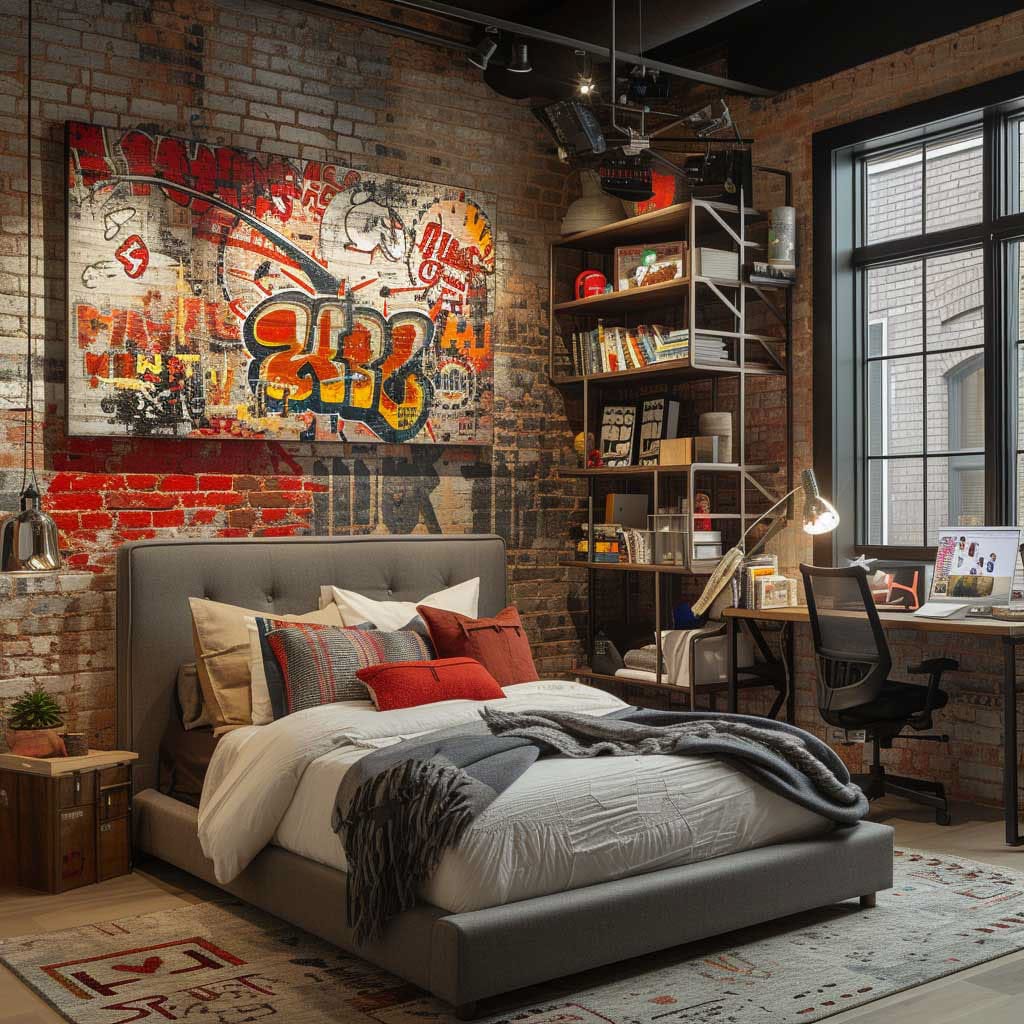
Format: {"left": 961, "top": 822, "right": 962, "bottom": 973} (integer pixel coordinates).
{"left": 507, "top": 39, "right": 531, "bottom": 74}
{"left": 467, "top": 26, "right": 498, "bottom": 71}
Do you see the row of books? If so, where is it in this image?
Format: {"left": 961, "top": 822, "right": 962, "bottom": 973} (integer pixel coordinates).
{"left": 565, "top": 324, "right": 732, "bottom": 377}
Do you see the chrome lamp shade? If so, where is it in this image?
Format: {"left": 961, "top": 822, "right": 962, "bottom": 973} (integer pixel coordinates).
{"left": 1, "top": 485, "right": 61, "bottom": 572}
{"left": 800, "top": 468, "right": 840, "bottom": 536}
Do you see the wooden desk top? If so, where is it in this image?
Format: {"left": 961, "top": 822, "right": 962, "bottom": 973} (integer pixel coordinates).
{"left": 722, "top": 604, "right": 1024, "bottom": 637}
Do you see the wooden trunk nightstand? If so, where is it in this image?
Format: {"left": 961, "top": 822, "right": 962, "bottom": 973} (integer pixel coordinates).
{"left": 0, "top": 750, "right": 138, "bottom": 893}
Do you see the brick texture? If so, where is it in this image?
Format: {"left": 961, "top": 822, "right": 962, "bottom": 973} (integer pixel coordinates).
{"left": 0, "top": 0, "right": 585, "bottom": 745}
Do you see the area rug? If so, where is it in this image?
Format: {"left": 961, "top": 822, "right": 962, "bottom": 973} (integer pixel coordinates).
{"left": 4, "top": 849, "right": 1024, "bottom": 1024}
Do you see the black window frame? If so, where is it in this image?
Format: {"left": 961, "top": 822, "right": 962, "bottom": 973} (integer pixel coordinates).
{"left": 813, "top": 70, "right": 1024, "bottom": 564}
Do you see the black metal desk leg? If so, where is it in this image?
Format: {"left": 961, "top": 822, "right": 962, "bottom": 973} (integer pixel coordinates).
{"left": 1004, "top": 638, "right": 1022, "bottom": 847}
{"left": 785, "top": 622, "right": 796, "bottom": 725}
{"left": 727, "top": 618, "right": 738, "bottom": 714}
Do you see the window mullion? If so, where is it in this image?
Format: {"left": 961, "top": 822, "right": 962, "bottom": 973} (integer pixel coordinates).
{"left": 983, "top": 107, "right": 1014, "bottom": 524}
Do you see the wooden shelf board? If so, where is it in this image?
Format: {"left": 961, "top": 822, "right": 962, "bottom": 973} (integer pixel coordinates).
{"left": 554, "top": 277, "right": 688, "bottom": 316}
{"left": 549, "top": 356, "right": 784, "bottom": 387}
{"left": 559, "top": 462, "right": 779, "bottom": 477}
{"left": 554, "top": 200, "right": 760, "bottom": 252}
{"left": 561, "top": 561, "right": 712, "bottom": 577}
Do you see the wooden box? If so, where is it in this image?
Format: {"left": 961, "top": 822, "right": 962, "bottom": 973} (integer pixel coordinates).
{"left": 658, "top": 437, "right": 693, "bottom": 466}
{"left": 0, "top": 752, "right": 136, "bottom": 893}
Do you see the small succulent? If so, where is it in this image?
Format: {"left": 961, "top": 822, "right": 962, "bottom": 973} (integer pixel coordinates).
{"left": 7, "top": 687, "right": 63, "bottom": 730}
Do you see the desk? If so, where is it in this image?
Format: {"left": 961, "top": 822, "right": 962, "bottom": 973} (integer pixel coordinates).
{"left": 723, "top": 605, "right": 1024, "bottom": 847}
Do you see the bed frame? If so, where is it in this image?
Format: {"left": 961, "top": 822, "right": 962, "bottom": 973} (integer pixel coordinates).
{"left": 118, "top": 534, "right": 894, "bottom": 1017}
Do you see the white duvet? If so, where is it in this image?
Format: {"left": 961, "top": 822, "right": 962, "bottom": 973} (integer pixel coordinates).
{"left": 198, "top": 681, "right": 831, "bottom": 913}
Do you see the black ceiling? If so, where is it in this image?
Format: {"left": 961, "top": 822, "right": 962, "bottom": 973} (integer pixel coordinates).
{"left": 448, "top": 0, "right": 1024, "bottom": 93}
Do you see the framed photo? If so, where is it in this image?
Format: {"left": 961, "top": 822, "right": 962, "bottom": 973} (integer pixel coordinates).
{"left": 756, "top": 575, "right": 796, "bottom": 609}
{"left": 598, "top": 404, "right": 638, "bottom": 467}
{"left": 614, "top": 242, "right": 687, "bottom": 291}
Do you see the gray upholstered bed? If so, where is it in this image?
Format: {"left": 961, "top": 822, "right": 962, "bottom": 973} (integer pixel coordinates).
{"left": 118, "top": 534, "right": 894, "bottom": 1016}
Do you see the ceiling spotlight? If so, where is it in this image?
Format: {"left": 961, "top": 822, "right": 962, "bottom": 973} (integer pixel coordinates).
{"left": 507, "top": 40, "right": 532, "bottom": 74}
{"left": 467, "top": 27, "right": 498, "bottom": 71}
{"left": 574, "top": 49, "right": 595, "bottom": 98}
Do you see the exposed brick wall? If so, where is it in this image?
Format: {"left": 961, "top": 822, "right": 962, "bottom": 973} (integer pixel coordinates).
{"left": 734, "top": 10, "right": 1024, "bottom": 804}
{"left": 0, "top": 0, "right": 583, "bottom": 744}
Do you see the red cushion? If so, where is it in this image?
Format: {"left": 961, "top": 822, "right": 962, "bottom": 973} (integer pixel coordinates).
{"left": 416, "top": 605, "right": 538, "bottom": 686}
{"left": 355, "top": 657, "right": 504, "bottom": 711}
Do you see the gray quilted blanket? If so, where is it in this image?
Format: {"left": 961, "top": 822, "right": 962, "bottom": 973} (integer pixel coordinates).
{"left": 332, "top": 706, "right": 869, "bottom": 941}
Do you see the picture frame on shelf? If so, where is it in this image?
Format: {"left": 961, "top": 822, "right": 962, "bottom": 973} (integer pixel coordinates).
{"left": 638, "top": 396, "right": 680, "bottom": 465}
{"left": 598, "top": 404, "right": 639, "bottom": 467}
{"left": 613, "top": 242, "right": 687, "bottom": 291}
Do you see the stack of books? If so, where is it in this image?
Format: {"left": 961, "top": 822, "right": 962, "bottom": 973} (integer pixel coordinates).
{"left": 748, "top": 260, "right": 795, "bottom": 287}
{"left": 693, "top": 336, "right": 735, "bottom": 365}
{"left": 563, "top": 325, "right": 749, "bottom": 375}
{"left": 695, "top": 247, "right": 740, "bottom": 280}
{"left": 577, "top": 523, "right": 622, "bottom": 563}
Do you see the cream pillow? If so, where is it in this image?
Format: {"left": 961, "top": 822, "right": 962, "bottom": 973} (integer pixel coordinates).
{"left": 189, "top": 597, "right": 343, "bottom": 734}
{"left": 318, "top": 577, "right": 479, "bottom": 634}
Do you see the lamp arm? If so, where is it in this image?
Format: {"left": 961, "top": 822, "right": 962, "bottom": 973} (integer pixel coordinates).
{"left": 739, "top": 483, "right": 803, "bottom": 551}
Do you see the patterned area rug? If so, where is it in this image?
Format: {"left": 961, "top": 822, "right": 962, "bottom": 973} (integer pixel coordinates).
{"left": 4, "top": 849, "right": 1024, "bottom": 1024}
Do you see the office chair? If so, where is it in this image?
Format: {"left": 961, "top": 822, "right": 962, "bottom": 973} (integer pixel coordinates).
{"left": 800, "top": 563, "right": 956, "bottom": 825}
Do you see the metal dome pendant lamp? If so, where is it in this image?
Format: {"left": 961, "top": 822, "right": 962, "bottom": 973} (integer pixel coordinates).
{"left": 1, "top": 0, "right": 61, "bottom": 574}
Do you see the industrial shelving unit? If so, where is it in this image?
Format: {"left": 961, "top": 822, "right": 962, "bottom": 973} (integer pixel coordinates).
{"left": 549, "top": 190, "right": 794, "bottom": 704}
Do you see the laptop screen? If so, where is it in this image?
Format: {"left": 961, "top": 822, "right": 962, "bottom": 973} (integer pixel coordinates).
{"left": 931, "top": 528, "right": 1022, "bottom": 604}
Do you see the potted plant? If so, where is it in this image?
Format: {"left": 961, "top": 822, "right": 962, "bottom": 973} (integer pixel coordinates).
{"left": 5, "top": 687, "right": 66, "bottom": 757}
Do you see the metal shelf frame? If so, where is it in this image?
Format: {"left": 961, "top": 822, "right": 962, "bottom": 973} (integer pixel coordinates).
{"left": 549, "top": 184, "right": 794, "bottom": 706}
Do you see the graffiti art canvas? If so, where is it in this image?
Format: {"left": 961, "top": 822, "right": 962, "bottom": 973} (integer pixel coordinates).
{"left": 65, "top": 122, "right": 495, "bottom": 443}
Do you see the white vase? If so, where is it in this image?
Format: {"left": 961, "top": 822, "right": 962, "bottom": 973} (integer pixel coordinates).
{"left": 561, "top": 171, "right": 625, "bottom": 235}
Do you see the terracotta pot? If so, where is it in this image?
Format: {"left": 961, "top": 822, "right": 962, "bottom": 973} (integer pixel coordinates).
{"left": 6, "top": 728, "right": 67, "bottom": 758}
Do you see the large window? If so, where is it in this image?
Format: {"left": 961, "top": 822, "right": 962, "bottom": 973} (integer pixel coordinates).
{"left": 816, "top": 74, "right": 1024, "bottom": 558}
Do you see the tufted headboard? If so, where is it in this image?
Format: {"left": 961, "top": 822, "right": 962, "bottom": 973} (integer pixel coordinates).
{"left": 116, "top": 534, "right": 507, "bottom": 791}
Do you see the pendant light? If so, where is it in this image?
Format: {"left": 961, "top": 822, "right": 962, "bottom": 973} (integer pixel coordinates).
{"left": 1, "top": 0, "right": 61, "bottom": 573}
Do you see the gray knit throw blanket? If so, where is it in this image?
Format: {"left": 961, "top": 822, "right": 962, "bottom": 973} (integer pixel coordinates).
{"left": 332, "top": 707, "right": 869, "bottom": 942}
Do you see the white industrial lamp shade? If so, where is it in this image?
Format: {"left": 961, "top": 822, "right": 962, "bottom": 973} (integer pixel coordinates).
{"left": 800, "top": 468, "right": 840, "bottom": 536}
{"left": 561, "top": 170, "right": 625, "bottom": 235}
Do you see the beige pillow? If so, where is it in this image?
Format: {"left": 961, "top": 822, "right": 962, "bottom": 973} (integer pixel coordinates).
{"left": 189, "top": 597, "right": 343, "bottom": 734}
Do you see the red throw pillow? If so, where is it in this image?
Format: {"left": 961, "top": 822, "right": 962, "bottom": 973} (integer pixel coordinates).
{"left": 416, "top": 605, "right": 538, "bottom": 686}
{"left": 356, "top": 657, "right": 505, "bottom": 711}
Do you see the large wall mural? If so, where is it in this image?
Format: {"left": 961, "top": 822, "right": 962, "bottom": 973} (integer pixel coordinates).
{"left": 65, "top": 122, "right": 495, "bottom": 443}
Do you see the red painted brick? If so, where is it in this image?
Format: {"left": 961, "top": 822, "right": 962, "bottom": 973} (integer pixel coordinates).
{"left": 105, "top": 491, "right": 180, "bottom": 511}
{"left": 48, "top": 492, "right": 105, "bottom": 511}
{"left": 152, "top": 510, "right": 186, "bottom": 528}
{"left": 198, "top": 475, "right": 233, "bottom": 490}
{"left": 79, "top": 512, "right": 114, "bottom": 530}
{"left": 160, "top": 474, "right": 198, "bottom": 492}
{"left": 116, "top": 511, "right": 152, "bottom": 527}
{"left": 180, "top": 491, "right": 245, "bottom": 509}
{"left": 124, "top": 474, "right": 159, "bottom": 490}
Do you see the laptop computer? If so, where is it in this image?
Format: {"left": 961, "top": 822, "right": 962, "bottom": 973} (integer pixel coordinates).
{"left": 915, "top": 526, "right": 1023, "bottom": 619}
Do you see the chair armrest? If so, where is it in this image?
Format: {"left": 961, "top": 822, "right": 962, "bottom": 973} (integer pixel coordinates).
{"left": 907, "top": 657, "right": 958, "bottom": 676}
{"left": 905, "top": 658, "right": 957, "bottom": 728}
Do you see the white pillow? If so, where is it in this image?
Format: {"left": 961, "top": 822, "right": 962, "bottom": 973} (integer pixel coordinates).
{"left": 318, "top": 577, "right": 480, "bottom": 634}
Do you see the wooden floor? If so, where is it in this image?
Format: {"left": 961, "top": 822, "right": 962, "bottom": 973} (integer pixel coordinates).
{"left": 1, "top": 798, "right": 1023, "bottom": 1022}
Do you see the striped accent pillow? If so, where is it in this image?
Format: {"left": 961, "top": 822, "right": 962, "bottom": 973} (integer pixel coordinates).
{"left": 266, "top": 624, "right": 433, "bottom": 716}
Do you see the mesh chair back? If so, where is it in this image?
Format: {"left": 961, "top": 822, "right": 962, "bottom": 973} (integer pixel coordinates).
{"left": 799, "top": 564, "right": 892, "bottom": 716}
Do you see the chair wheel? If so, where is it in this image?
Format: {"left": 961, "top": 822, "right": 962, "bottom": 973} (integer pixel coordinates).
{"left": 936, "top": 811, "right": 951, "bottom": 826}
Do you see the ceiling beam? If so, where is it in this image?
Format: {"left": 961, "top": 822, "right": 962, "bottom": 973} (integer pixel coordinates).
{"left": 387, "top": 0, "right": 777, "bottom": 98}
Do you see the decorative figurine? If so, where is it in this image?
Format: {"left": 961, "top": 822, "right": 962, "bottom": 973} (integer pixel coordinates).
{"left": 695, "top": 491, "right": 712, "bottom": 532}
